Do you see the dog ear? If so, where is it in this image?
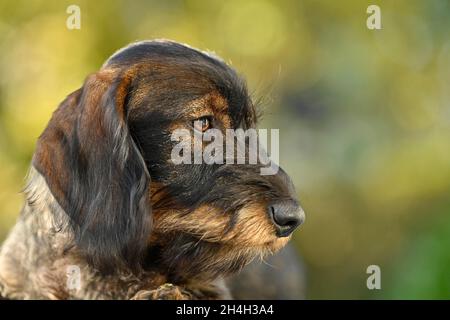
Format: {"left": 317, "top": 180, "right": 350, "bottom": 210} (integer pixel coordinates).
{"left": 33, "top": 69, "right": 151, "bottom": 273}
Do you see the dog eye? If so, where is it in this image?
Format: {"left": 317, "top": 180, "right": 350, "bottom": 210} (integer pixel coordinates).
{"left": 193, "top": 117, "right": 211, "bottom": 132}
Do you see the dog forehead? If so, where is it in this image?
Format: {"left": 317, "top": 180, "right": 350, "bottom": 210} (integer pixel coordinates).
{"left": 187, "top": 92, "right": 228, "bottom": 113}
{"left": 103, "top": 39, "right": 224, "bottom": 68}
{"left": 105, "top": 40, "right": 255, "bottom": 128}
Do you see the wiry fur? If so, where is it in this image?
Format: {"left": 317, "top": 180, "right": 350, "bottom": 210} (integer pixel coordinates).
{"left": 0, "top": 40, "right": 302, "bottom": 299}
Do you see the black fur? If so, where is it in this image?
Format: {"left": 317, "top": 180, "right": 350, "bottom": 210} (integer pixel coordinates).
{"left": 32, "top": 40, "right": 298, "bottom": 281}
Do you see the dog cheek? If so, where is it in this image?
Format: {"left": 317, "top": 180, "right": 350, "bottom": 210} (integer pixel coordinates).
{"left": 151, "top": 206, "right": 228, "bottom": 239}
{"left": 222, "top": 204, "right": 277, "bottom": 246}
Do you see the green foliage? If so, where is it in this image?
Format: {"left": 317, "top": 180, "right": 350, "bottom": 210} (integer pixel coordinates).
{"left": 386, "top": 203, "right": 450, "bottom": 299}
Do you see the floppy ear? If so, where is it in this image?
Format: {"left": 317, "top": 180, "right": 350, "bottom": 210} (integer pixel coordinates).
{"left": 33, "top": 69, "right": 151, "bottom": 273}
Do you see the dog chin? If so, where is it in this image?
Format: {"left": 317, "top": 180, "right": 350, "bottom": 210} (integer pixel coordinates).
{"left": 264, "top": 236, "right": 291, "bottom": 252}
{"left": 208, "top": 237, "right": 290, "bottom": 277}
{"left": 154, "top": 231, "right": 290, "bottom": 282}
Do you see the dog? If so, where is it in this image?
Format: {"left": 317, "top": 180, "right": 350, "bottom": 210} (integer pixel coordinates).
{"left": 0, "top": 40, "right": 304, "bottom": 299}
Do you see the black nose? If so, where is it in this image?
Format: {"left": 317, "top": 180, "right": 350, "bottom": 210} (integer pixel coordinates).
{"left": 268, "top": 200, "right": 305, "bottom": 237}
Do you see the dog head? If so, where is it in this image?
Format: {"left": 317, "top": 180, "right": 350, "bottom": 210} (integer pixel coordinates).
{"left": 33, "top": 40, "right": 304, "bottom": 280}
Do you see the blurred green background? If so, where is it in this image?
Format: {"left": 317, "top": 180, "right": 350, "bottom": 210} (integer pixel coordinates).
{"left": 0, "top": 0, "right": 449, "bottom": 299}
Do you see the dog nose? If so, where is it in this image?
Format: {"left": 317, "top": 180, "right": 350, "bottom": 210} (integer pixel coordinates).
{"left": 268, "top": 200, "right": 305, "bottom": 237}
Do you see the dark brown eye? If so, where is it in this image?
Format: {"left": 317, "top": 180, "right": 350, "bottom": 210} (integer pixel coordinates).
{"left": 193, "top": 117, "right": 211, "bottom": 132}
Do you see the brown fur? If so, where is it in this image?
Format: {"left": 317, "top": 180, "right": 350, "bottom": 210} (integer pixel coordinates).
{"left": 0, "top": 40, "right": 303, "bottom": 300}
